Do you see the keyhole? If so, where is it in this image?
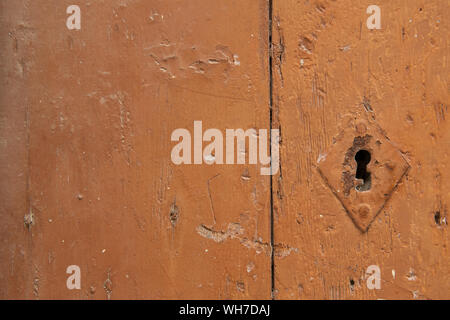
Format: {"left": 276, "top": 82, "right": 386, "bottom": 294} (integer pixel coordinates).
{"left": 355, "top": 150, "right": 371, "bottom": 192}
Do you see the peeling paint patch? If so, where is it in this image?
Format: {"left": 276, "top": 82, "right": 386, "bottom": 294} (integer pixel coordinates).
{"left": 196, "top": 223, "right": 243, "bottom": 243}
{"left": 24, "top": 210, "right": 34, "bottom": 229}
{"left": 274, "top": 244, "right": 298, "bottom": 258}
{"left": 170, "top": 201, "right": 179, "bottom": 226}
{"left": 407, "top": 268, "right": 417, "bottom": 281}
{"left": 196, "top": 223, "right": 270, "bottom": 255}
{"left": 145, "top": 42, "right": 241, "bottom": 79}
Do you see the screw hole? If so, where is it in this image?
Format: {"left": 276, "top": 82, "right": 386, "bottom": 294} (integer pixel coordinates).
{"left": 435, "top": 211, "right": 441, "bottom": 225}
{"left": 349, "top": 279, "right": 355, "bottom": 291}
{"left": 355, "top": 150, "right": 371, "bottom": 192}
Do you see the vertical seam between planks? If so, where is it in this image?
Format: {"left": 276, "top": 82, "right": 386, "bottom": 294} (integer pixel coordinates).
{"left": 268, "top": 0, "right": 275, "bottom": 300}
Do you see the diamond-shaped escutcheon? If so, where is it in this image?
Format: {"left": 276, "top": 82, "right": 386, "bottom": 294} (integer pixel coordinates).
{"left": 317, "top": 119, "right": 410, "bottom": 232}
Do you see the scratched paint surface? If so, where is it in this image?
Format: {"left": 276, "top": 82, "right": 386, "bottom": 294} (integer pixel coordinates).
{"left": 272, "top": 0, "right": 449, "bottom": 299}
{"left": 0, "top": 0, "right": 271, "bottom": 299}
{"left": 0, "top": 0, "right": 449, "bottom": 300}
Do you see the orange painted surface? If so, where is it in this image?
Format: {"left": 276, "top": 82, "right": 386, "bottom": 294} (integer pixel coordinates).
{"left": 0, "top": 0, "right": 448, "bottom": 299}
{"left": 272, "top": 0, "right": 449, "bottom": 299}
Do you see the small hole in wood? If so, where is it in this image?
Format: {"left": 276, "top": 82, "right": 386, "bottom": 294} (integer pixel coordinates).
{"left": 435, "top": 211, "right": 441, "bottom": 225}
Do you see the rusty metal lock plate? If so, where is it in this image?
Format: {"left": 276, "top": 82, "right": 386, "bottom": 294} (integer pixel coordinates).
{"left": 317, "top": 119, "right": 410, "bottom": 232}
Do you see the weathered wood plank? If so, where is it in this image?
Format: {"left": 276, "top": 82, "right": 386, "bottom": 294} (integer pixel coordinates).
{"left": 0, "top": 0, "right": 271, "bottom": 299}
{"left": 272, "top": 0, "right": 449, "bottom": 299}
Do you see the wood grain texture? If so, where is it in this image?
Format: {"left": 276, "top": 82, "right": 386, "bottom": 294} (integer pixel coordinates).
{"left": 0, "top": 0, "right": 35, "bottom": 299}
{"left": 0, "top": 0, "right": 271, "bottom": 299}
{"left": 1, "top": 0, "right": 449, "bottom": 300}
{"left": 272, "top": 0, "right": 449, "bottom": 299}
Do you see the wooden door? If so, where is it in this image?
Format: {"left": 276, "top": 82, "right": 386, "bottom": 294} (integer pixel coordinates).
{"left": 272, "top": 0, "right": 449, "bottom": 299}
{"left": 0, "top": 0, "right": 271, "bottom": 299}
{"left": 0, "top": 0, "right": 448, "bottom": 300}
